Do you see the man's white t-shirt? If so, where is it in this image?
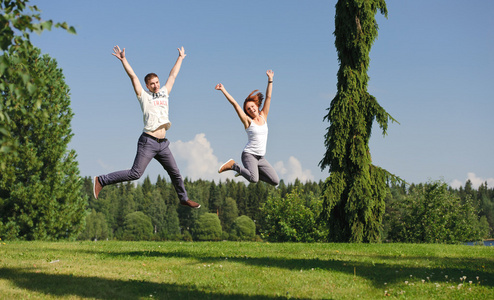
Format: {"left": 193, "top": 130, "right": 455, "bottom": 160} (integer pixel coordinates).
{"left": 137, "top": 86, "right": 171, "bottom": 132}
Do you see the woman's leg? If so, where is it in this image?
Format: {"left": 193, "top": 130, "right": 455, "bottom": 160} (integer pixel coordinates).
{"left": 233, "top": 152, "right": 260, "bottom": 183}
{"left": 258, "top": 157, "right": 280, "bottom": 186}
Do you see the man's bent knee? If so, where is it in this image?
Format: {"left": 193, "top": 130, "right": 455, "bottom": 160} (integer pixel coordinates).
{"left": 128, "top": 169, "right": 143, "bottom": 181}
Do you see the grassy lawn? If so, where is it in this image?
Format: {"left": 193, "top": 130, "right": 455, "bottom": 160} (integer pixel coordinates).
{"left": 0, "top": 241, "right": 492, "bottom": 299}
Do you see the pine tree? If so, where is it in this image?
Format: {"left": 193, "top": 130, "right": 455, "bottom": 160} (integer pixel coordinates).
{"left": 320, "top": 0, "right": 398, "bottom": 242}
{"left": 156, "top": 176, "right": 180, "bottom": 237}
{"left": 0, "top": 46, "right": 86, "bottom": 240}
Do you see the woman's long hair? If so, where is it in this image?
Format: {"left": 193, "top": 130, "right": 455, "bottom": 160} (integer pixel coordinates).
{"left": 243, "top": 90, "right": 264, "bottom": 117}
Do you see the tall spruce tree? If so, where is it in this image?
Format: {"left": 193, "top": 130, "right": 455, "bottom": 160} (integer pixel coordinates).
{"left": 320, "top": 0, "right": 398, "bottom": 242}
{"left": 0, "top": 46, "right": 86, "bottom": 240}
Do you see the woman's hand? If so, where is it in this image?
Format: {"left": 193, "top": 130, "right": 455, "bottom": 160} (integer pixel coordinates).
{"left": 177, "top": 46, "right": 186, "bottom": 59}
{"left": 266, "top": 69, "right": 274, "bottom": 81}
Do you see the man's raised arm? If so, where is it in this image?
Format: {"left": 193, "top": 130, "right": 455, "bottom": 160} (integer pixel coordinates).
{"left": 164, "top": 47, "right": 186, "bottom": 94}
{"left": 112, "top": 45, "right": 143, "bottom": 97}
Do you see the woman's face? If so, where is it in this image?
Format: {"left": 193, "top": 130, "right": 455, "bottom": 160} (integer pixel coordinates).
{"left": 245, "top": 101, "right": 258, "bottom": 118}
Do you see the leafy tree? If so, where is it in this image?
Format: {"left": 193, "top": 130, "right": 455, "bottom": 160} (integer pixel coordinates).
{"left": 79, "top": 209, "right": 109, "bottom": 241}
{"left": 230, "top": 215, "right": 256, "bottom": 241}
{"left": 398, "top": 181, "right": 489, "bottom": 243}
{"left": 119, "top": 211, "right": 153, "bottom": 241}
{"left": 193, "top": 213, "right": 222, "bottom": 241}
{"left": 319, "top": 0, "right": 398, "bottom": 242}
{"left": 144, "top": 189, "right": 167, "bottom": 238}
{"left": 0, "top": 46, "right": 85, "bottom": 240}
{"left": 245, "top": 182, "right": 275, "bottom": 233}
{"left": 260, "top": 188, "right": 324, "bottom": 242}
{"left": 0, "top": 0, "right": 75, "bottom": 166}
{"left": 477, "top": 182, "right": 494, "bottom": 236}
{"left": 219, "top": 197, "right": 238, "bottom": 232}
{"left": 382, "top": 182, "right": 407, "bottom": 241}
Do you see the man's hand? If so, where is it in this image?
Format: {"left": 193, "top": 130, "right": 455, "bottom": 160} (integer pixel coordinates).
{"left": 112, "top": 45, "right": 126, "bottom": 61}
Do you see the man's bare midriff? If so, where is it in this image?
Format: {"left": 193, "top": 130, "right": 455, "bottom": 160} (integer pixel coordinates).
{"left": 146, "top": 124, "right": 167, "bottom": 139}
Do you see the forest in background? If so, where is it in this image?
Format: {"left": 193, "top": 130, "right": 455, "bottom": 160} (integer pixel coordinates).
{"left": 79, "top": 176, "right": 493, "bottom": 243}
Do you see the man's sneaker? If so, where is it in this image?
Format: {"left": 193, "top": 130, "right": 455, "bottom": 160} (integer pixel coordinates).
{"left": 180, "top": 200, "right": 201, "bottom": 209}
{"left": 218, "top": 159, "right": 235, "bottom": 173}
{"left": 93, "top": 176, "right": 103, "bottom": 199}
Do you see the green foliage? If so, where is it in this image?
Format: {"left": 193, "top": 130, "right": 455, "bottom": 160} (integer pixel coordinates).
{"left": 382, "top": 182, "right": 407, "bottom": 241}
{"left": 156, "top": 176, "right": 180, "bottom": 238}
{"left": 260, "top": 188, "right": 324, "bottom": 242}
{"left": 77, "top": 174, "right": 494, "bottom": 243}
{"left": 119, "top": 211, "right": 153, "bottom": 241}
{"left": 0, "top": 46, "right": 86, "bottom": 240}
{"left": 0, "top": 0, "right": 76, "bottom": 166}
{"left": 229, "top": 215, "right": 256, "bottom": 241}
{"left": 219, "top": 197, "right": 238, "bottom": 232}
{"left": 320, "top": 0, "right": 399, "bottom": 242}
{"left": 395, "top": 181, "right": 489, "bottom": 244}
{"left": 79, "top": 210, "right": 109, "bottom": 241}
{"left": 193, "top": 213, "right": 222, "bottom": 241}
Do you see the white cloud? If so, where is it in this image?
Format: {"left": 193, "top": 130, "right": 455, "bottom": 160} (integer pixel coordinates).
{"left": 97, "top": 159, "right": 114, "bottom": 172}
{"left": 274, "top": 156, "right": 315, "bottom": 183}
{"left": 170, "top": 134, "right": 315, "bottom": 184}
{"left": 450, "top": 179, "right": 463, "bottom": 189}
{"left": 170, "top": 133, "right": 237, "bottom": 182}
{"left": 450, "top": 172, "right": 494, "bottom": 189}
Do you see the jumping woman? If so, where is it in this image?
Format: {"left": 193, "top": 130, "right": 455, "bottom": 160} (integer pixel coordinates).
{"left": 215, "top": 70, "right": 279, "bottom": 186}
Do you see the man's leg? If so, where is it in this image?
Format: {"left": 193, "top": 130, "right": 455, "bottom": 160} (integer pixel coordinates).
{"left": 95, "top": 134, "right": 155, "bottom": 198}
{"left": 155, "top": 139, "right": 200, "bottom": 208}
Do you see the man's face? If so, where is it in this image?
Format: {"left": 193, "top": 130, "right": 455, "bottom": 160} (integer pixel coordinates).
{"left": 146, "top": 77, "right": 160, "bottom": 93}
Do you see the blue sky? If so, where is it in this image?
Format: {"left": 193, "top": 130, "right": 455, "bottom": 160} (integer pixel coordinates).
{"left": 29, "top": 0, "right": 493, "bottom": 188}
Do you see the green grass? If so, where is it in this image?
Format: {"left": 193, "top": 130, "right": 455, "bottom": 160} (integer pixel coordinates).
{"left": 0, "top": 241, "right": 492, "bottom": 299}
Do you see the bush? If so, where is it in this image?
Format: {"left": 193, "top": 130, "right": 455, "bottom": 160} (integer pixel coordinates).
{"left": 79, "top": 209, "right": 109, "bottom": 241}
{"left": 119, "top": 212, "right": 153, "bottom": 241}
{"left": 260, "top": 188, "right": 325, "bottom": 242}
{"left": 193, "top": 213, "right": 222, "bottom": 241}
{"left": 230, "top": 215, "right": 256, "bottom": 241}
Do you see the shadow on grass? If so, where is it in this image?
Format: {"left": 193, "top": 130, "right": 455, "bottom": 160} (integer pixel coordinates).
{"left": 93, "top": 248, "right": 494, "bottom": 288}
{"left": 0, "top": 267, "right": 302, "bottom": 300}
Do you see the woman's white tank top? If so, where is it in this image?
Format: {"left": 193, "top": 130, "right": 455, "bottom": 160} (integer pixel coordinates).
{"left": 243, "top": 116, "right": 268, "bottom": 156}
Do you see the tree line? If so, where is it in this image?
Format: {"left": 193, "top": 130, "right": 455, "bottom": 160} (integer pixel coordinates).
{"left": 77, "top": 176, "right": 492, "bottom": 243}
